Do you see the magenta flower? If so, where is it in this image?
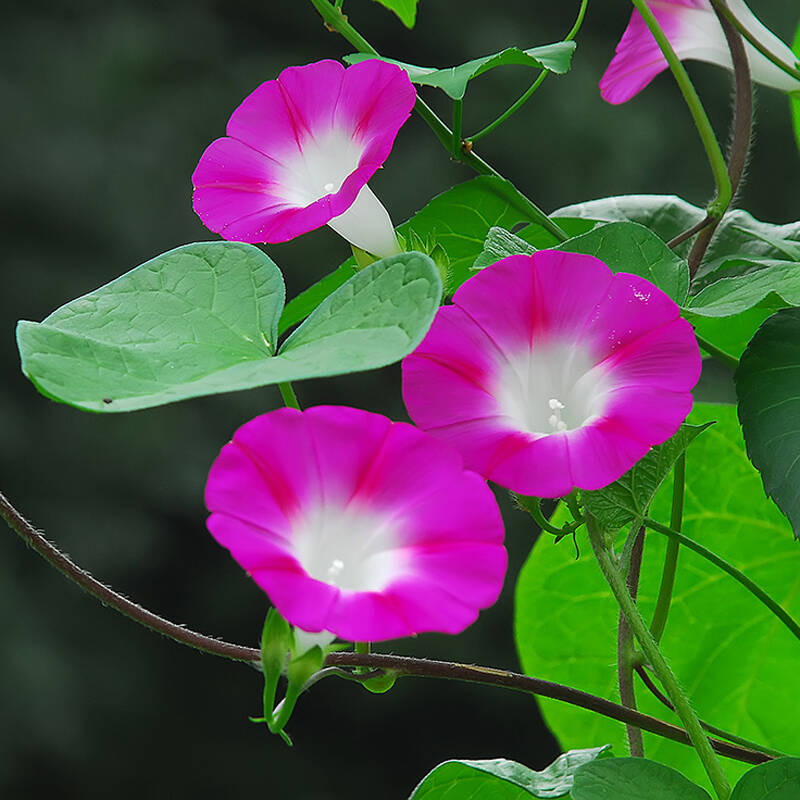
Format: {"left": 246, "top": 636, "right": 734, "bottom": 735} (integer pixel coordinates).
{"left": 402, "top": 251, "right": 701, "bottom": 498}
{"left": 205, "top": 406, "right": 507, "bottom": 642}
{"left": 192, "top": 60, "right": 416, "bottom": 257}
{"left": 601, "top": 0, "right": 800, "bottom": 105}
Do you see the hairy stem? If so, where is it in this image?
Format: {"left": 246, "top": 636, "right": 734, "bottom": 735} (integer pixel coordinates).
{"left": 307, "top": 0, "right": 569, "bottom": 241}
{"left": 644, "top": 516, "right": 800, "bottom": 644}
{"left": 695, "top": 333, "right": 740, "bottom": 370}
{"left": 688, "top": 1, "right": 753, "bottom": 275}
{"left": 631, "top": 0, "right": 731, "bottom": 220}
{"left": 588, "top": 514, "right": 731, "bottom": 799}
{"left": 618, "top": 527, "right": 645, "bottom": 756}
{"left": 650, "top": 454, "right": 685, "bottom": 643}
{"left": 0, "top": 489, "right": 771, "bottom": 765}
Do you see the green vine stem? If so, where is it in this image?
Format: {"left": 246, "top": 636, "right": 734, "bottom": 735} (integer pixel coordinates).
{"left": 307, "top": 0, "right": 569, "bottom": 242}
{"left": 278, "top": 381, "right": 301, "bottom": 409}
{"left": 687, "top": 1, "right": 752, "bottom": 275}
{"left": 468, "top": 0, "right": 589, "bottom": 143}
{"left": 452, "top": 99, "right": 463, "bottom": 156}
{"left": 618, "top": 527, "right": 646, "bottom": 757}
{"left": 587, "top": 514, "right": 731, "bottom": 799}
{"left": 634, "top": 664, "right": 789, "bottom": 758}
{"left": 650, "top": 453, "right": 686, "bottom": 643}
{"left": 695, "top": 332, "right": 740, "bottom": 370}
{"left": 0, "top": 489, "right": 771, "bottom": 765}
{"left": 643, "top": 517, "right": 800, "bottom": 644}
{"left": 709, "top": 0, "right": 800, "bottom": 82}
{"left": 631, "top": 0, "right": 732, "bottom": 220}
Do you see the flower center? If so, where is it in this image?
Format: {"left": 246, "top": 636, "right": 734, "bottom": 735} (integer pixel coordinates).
{"left": 291, "top": 502, "right": 404, "bottom": 592}
{"left": 279, "top": 128, "right": 365, "bottom": 207}
{"left": 494, "top": 341, "right": 612, "bottom": 436}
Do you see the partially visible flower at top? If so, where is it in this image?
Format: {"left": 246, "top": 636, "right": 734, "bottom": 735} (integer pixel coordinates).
{"left": 192, "top": 60, "right": 416, "bottom": 258}
{"left": 601, "top": 0, "right": 800, "bottom": 105}
{"left": 205, "top": 406, "right": 507, "bottom": 642}
{"left": 402, "top": 251, "right": 701, "bottom": 498}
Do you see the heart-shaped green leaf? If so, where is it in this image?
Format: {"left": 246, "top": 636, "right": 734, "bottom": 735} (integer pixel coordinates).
{"left": 17, "top": 242, "right": 441, "bottom": 412}
{"left": 410, "top": 748, "right": 611, "bottom": 800}
{"left": 345, "top": 43, "right": 576, "bottom": 100}
{"left": 736, "top": 307, "right": 800, "bottom": 537}
{"left": 515, "top": 405, "right": 800, "bottom": 789}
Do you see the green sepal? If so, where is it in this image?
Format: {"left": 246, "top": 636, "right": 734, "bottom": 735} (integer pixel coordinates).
{"left": 268, "top": 645, "right": 325, "bottom": 742}
{"left": 258, "top": 608, "right": 291, "bottom": 729}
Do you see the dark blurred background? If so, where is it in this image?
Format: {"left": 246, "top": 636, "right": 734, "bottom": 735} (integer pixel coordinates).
{"left": 1, "top": 1, "right": 797, "bottom": 797}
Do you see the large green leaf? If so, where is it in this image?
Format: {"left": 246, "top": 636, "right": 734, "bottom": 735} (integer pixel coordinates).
{"left": 515, "top": 404, "right": 800, "bottom": 790}
{"left": 687, "top": 261, "right": 800, "bottom": 317}
{"left": 559, "top": 221, "right": 689, "bottom": 304}
{"left": 370, "top": 0, "right": 418, "bottom": 28}
{"left": 278, "top": 262, "right": 356, "bottom": 335}
{"left": 345, "top": 43, "right": 576, "bottom": 100}
{"left": 731, "top": 758, "right": 800, "bottom": 800}
{"left": 684, "top": 306, "right": 776, "bottom": 362}
{"left": 552, "top": 196, "right": 800, "bottom": 288}
{"left": 582, "top": 424, "right": 711, "bottom": 533}
{"left": 572, "top": 758, "right": 711, "bottom": 800}
{"left": 735, "top": 308, "right": 800, "bottom": 537}
{"left": 409, "top": 748, "right": 611, "bottom": 800}
{"left": 472, "top": 221, "right": 689, "bottom": 303}
{"left": 17, "top": 243, "right": 441, "bottom": 412}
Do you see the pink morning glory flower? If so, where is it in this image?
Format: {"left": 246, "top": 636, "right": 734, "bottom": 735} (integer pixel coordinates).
{"left": 402, "top": 251, "right": 701, "bottom": 498}
{"left": 192, "top": 60, "right": 417, "bottom": 257}
{"left": 205, "top": 406, "right": 507, "bottom": 642}
{"left": 601, "top": 0, "right": 800, "bottom": 105}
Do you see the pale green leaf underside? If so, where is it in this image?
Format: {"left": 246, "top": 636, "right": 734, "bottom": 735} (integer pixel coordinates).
{"left": 515, "top": 404, "right": 800, "bottom": 790}
{"left": 370, "top": 0, "right": 418, "bottom": 27}
{"left": 345, "top": 42, "right": 576, "bottom": 100}
{"left": 572, "top": 758, "right": 711, "bottom": 800}
{"left": 688, "top": 261, "right": 800, "bottom": 317}
{"left": 410, "top": 748, "right": 610, "bottom": 800}
{"left": 17, "top": 243, "right": 441, "bottom": 412}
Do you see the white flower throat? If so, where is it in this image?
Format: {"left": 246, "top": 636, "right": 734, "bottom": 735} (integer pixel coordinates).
{"left": 495, "top": 341, "right": 612, "bottom": 436}
{"left": 291, "top": 502, "right": 404, "bottom": 592}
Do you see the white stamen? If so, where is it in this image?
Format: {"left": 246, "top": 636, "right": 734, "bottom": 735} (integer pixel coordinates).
{"left": 494, "top": 342, "right": 613, "bottom": 436}
{"left": 327, "top": 558, "right": 345, "bottom": 579}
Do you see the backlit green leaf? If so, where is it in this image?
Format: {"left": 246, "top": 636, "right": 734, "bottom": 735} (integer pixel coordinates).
{"left": 515, "top": 404, "right": 800, "bottom": 790}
